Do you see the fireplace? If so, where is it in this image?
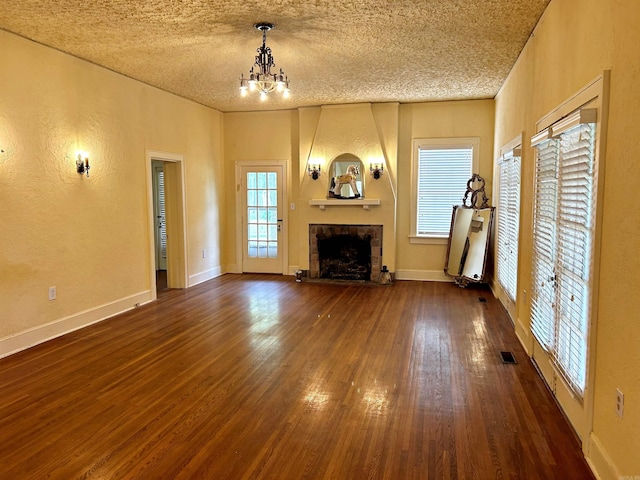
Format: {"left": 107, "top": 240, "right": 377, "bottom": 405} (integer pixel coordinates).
{"left": 309, "top": 224, "right": 382, "bottom": 281}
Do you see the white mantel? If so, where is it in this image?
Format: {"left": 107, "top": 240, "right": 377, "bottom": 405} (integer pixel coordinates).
{"left": 308, "top": 198, "right": 381, "bottom": 210}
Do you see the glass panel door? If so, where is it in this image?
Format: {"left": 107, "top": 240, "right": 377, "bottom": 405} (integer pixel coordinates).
{"left": 241, "top": 165, "right": 283, "bottom": 273}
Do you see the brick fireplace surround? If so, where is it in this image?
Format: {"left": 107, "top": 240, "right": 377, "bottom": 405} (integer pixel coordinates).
{"left": 308, "top": 224, "right": 383, "bottom": 282}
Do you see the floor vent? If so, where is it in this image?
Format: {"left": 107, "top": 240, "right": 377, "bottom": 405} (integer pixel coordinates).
{"left": 500, "top": 351, "right": 517, "bottom": 364}
{"left": 478, "top": 297, "right": 487, "bottom": 303}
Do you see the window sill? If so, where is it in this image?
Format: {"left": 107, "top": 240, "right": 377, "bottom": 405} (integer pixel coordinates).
{"left": 408, "top": 235, "right": 449, "bottom": 245}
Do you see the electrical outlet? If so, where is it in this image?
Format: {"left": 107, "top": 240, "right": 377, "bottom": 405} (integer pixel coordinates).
{"left": 522, "top": 289, "right": 527, "bottom": 304}
{"left": 616, "top": 388, "right": 624, "bottom": 418}
{"left": 203, "top": 249, "right": 207, "bottom": 258}
{"left": 48, "top": 286, "right": 56, "bottom": 300}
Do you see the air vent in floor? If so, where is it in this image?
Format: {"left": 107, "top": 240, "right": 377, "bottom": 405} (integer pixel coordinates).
{"left": 500, "top": 351, "right": 517, "bottom": 364}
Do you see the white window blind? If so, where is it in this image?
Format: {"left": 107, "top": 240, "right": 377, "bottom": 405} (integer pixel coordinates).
{"left": 530, "top": 109, "right": 597, "bottom": 397}
{"left": 496, "top": 149, "right": 521, "bottom": 301}
{"left": 416, "top": 146, "right": 473, "bottom": 236}
{"left": 531, "top": 135, "right": 559, "bottom": 350}
{"left": 157, "top": 170, "right": 167, "bottom": 260}
{"left": 554, "top": 122, "right": 596, "bottom": 392}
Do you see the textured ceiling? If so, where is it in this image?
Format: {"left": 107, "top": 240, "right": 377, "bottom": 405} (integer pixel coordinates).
{"left": 0, "top": 0, "right": 550, "bottom": 112}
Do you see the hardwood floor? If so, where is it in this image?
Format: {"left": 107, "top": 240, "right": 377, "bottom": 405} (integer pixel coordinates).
{"left": 0, "top": 275, "right": 593, "bottom": 479}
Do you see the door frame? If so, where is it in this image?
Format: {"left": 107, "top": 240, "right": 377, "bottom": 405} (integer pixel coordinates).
{"left": 529, "top": 72, "right": 609, "bottom": 452}
{"left": 146, "top": 150, "right": 188, "bottom": 299}
{"left": 235, "top": 160, "right": 289, "bottom": 275}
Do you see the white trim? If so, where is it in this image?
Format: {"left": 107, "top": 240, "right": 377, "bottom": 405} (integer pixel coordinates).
{"left": 309, "top": 198, "right": 380, "bottom": 210}
{"left": 494, "top": 135, "right": 522, "bottom": 304}
{"left": 551, "top": 108, "right": 597, "bottom": 137}
{"left": 394, "top": 269, "right": 453, "bottom": 282}
{"left": 145, "top": 149, "right": 188, "bottom": 297}
{"left": 528, "top": 71, "right": 610, "bottom": 454}
{"left": 0, "top": 290, "right": 153, "bottom": 359}
{"left": 586, "top": 432, "right": 620, "bottom": 480}
{"left": 499, "top": 134, "right": 524, "bottom": 158}
{"left": 530, "top": 128, "right": 552, "bottom": 147}
{"left": 515, "top": 318, "right": 534, "bottom": 356}
{"left": 536, "top": 74, "right": 606, "bottom": 131}
{"left": 408, "top": 235, "right": 448, "bottom": 245}
{"left": 188, "top": 267, "right": 224, "bottom": 287}
{"left": 410, "top": 137, "right": 480, "bottom": 238}
{"left": 235, "top": 160, "right": 289, "bottom": 275}
{"left": 288, "top": 265, "right": 301, "bottom": 276}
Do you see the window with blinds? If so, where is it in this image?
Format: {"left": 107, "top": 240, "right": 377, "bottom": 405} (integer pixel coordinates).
{"left": 496, "top": 148, "right": 521, "bottom": 302}
{"left": 530, "top": 108, "right": 597, "bottom": 397}
{"left": 415, "top": 144, "right": 474, "bottom": 237}
{"left": 157, "top": 170, "right": 167, "bottom": 260}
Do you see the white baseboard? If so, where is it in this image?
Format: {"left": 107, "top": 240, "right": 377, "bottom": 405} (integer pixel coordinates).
{"left": 0, "top": 290, "right": 153, "bottom": 359}
{"left": 288, "top": 265, "right": 300, "bottom": 276}
{"left": 188, "top": 266, "right": 223, "bottom": 286}
{"left": 587, "top": 432, "right": 621, "bottom": 480}
{"left": 395, "top": 269, "right": 453, "bottom": 282}
{"left": 515, "top": 318, "right": 534, "bottom": 356}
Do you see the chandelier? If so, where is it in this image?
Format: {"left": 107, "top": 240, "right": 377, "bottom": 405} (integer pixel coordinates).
{"left": 239, "top": 23, "right": 290, "bottom": 100}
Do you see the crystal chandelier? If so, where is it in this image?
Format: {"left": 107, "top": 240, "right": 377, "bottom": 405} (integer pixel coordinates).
{"left": 239, "top": 23, "right": 290, "bottom": 101}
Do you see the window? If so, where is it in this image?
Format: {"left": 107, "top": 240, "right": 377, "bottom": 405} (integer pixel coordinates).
{"left": 496, "top": 143, "right": 521, "bottom": 302}
{"left": 411, "top": 138, "right": 478, "bottom": 242}
{"left": 530, "top": 108, "right": 597, "bottom": 397}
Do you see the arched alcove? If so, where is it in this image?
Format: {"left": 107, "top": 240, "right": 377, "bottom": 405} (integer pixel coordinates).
{"left": 327, "top": 153, "right": 364, "bottom": 199}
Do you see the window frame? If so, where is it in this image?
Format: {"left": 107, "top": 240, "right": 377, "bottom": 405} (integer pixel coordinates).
{"left": 495, "top": 136, "right": 522, "bottom": 304}
{"left": 410, "top": 137, "right": 480, "bottom": 244}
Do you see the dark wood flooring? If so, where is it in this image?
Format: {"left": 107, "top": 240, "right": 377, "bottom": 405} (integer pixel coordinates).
{"left": 0, "top": 274, "right": 594, "bottom": 479}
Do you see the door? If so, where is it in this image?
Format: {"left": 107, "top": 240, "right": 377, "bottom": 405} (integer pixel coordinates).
{"left": 152, "top": 162, "right": 167, "bottom": 271}
{"left": 146, "top": 150, "right": 187, "bottom": 297}
{"left": 240, "top": 165, "right": 284, "bottom": 273}
{"left": 530, "top": 103, "right": 600, "bottom": 443}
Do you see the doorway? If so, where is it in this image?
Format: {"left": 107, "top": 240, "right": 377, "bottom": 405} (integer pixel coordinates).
{"left": 146, "top": 150, "right": 188, "bottom": 299}
{"left": 152, "top": 161, "right": 168, "bottom": 293}
{"left": 236, "top": 162, "right": 287, "bottom": 274}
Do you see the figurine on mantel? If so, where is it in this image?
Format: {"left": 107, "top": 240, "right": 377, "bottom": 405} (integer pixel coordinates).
{"left": 329, "top": 164, "right": 361, "bottom": 199}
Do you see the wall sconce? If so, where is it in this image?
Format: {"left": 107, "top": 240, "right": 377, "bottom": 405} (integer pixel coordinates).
{"left": 369, "top": 162, "right": 384, "bottom": 179}
{"left": 308, "top": 163, "right": 321, "bottom": 180}
{"left": 76, "top": 153, "right": 90, "bottom": 177}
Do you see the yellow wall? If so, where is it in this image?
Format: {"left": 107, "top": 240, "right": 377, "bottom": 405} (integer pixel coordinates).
{"left": 223, "top": 103, "right": 402, "bottom": 274}
{"left": 226, "top": 101, "right": 494, "bottom": 280}
{"left": 494, "top": 0, "right": 639, "bottom": 477}
{"left": 396, "top": 100, "right": 495, "bottom": 279}
{"left": 3, "top": 1, "right": 637, "bottom": 476}
{"left": 298, "top": 104, "right": 398, "bottom": 271}
{"left": 0, "top": 31, "right": 224, "bottom": 353}
{"left": 222, "top": 110, "right": 295, "bottom": 272}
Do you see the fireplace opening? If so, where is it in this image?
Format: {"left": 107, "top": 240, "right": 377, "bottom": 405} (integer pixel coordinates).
{"left": 309, "top": 224, "right": 382, "bottom": 282}
{"left": 318, "top": 233, "right": 371, "bottom": 281}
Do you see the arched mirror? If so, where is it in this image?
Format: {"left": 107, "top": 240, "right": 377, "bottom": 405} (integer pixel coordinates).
{"left": 327, "top": 154, "right": 364, "bottom": 199}
{"left": 444, "top": 174, "right": 495, "bottom": 286}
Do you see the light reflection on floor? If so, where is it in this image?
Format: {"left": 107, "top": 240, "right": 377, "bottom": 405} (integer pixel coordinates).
{"left": 247, "top": 291, "right": 281, "bottom": 354}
